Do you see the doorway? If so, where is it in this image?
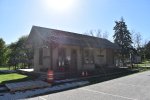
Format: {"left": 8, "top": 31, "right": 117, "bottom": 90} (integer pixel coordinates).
{"left": 70, "top": 49, "right": 77, "bottom": 72}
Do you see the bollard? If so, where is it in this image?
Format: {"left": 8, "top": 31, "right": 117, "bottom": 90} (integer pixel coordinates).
{"left": 85, "top": 71, "right": 88, "bottom": 76}
{"left": 82, "top": 71, "right": 85, "bottom": 77}
{"left": 47, "top": 70, "right": 54, "bottom": 83}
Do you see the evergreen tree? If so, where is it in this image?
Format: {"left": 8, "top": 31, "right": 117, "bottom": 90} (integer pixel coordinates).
{"left": 113, "top": 17, "right": 133, "bottom": 66}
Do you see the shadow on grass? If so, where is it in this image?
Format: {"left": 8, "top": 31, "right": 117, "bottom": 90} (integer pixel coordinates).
{"left": 0, "top": 73, "right": 10, "bottom": 75}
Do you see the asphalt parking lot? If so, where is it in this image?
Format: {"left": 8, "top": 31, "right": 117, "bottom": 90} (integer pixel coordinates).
{"left": 27, "top": 71, "right": 150, "bottom": 100}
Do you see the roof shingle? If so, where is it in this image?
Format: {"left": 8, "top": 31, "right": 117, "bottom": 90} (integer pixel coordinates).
{"left": 32, "top": 26, "right": 118, "bottom": 49}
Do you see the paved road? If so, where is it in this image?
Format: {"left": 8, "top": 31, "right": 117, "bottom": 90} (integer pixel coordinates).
{"left": 27, "top": 71, "right": 150, "bottom": 100}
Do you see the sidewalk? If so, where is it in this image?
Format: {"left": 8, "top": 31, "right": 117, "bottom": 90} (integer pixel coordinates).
{"left": 28, "top": 70, "right": 150, "bottom": 100}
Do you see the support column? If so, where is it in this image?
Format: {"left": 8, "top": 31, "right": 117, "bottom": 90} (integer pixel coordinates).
{"left": 50, "top": 43, "right": 53, "bottom": 70}
{"left": 80, "top": 47, "right": 84, "bottom": 71}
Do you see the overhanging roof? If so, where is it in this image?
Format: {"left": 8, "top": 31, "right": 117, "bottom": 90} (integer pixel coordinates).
{"left": 28, "top": 26, "right": 119, "bottom": 49}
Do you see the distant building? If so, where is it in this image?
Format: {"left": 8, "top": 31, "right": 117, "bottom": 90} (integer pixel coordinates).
{"left": 26, "top": 26, "right": 119, "bottom": 73}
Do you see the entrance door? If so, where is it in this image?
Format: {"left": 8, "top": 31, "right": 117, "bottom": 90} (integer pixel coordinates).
{"left": 71, "top": 49, "right": 77, "bottom": 72}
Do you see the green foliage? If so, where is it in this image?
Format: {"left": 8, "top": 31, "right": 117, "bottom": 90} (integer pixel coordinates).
{"left": 8, "top": 35, "right": 33, "bottom": 69}
{"left": 113, "top": 17, "right": 133, "bottom": 65}
{"left": 136, "top": 41, "right": 150, "bottom": 61}
{"left": 0, "top": 35, "right": 33, "bottom": 69}
{"left": 145, "top": 41, "right": 150, "bottom": 59}
{"left": 0, "top": 38, "right": 9, "bottom": 66}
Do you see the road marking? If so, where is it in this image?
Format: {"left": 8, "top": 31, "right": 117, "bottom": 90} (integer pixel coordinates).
{"left": 39, "top": 96, "right": 47, "bottom": 100}
{"left": 81, "top": 88, "right": 137, "bottom": 100}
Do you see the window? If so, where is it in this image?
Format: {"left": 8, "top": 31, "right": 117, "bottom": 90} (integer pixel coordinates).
{"left": 84, "top": 50, "right": 89, "bottom": 63}
{"left": 39, "top": 48, "right": 43, "bottom": 65}
{"left": 58, "top": 48, "right": 66, "bottom": 67}
{"left": 84, "top": 49, "right": 94, "bottom": 64}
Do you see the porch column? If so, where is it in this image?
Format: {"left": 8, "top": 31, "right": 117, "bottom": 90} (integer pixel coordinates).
{"left": 50, "top": 43, "right": 53, "bottom": 70}
{"left": 80, "top": 47, "right": 84, "bottom": 70}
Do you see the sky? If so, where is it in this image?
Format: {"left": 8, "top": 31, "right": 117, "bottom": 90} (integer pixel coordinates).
{"left": 0, "top": 0, "right": 150, "bottom": 44}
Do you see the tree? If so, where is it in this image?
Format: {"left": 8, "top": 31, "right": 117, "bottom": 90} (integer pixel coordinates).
{"left": 89, "top": 30, "right": 94, "bottom": 36}
{"left": 145, "top": 41, "right": 150, "bottom": 59}
{"left": 102, "top": 31, "right": 109, "bottom": 39}
{"left": 113, "top": 17, "right": 133, "bottom": 66}
{"left": 84, "top": 29, "right": 109, "bottom": 39}
{"left": 96, "top": 29, "right": 102, "bottom": 38}
{"left": 0, "top": 38, "right": 8, "bottom": 66}
{"left": 7, "top": 42, "right": 19, "bottom": 69}
{"left": 132, "top": 32, "right": 142, "bottom": 54}
{"left": 8, "top": 35, "right": 33, "bottom": 69}
{"left": 134, "top": 32, "right": 142, "bottom": 49}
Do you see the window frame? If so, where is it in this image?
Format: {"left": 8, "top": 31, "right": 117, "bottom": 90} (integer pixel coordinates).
{"left": 84, "top": 49, "right": 94, "bottom": 64}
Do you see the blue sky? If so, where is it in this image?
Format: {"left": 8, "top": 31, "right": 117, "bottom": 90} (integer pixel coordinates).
{"left": 0, "top": 0, "right": 150, "bottom": 44}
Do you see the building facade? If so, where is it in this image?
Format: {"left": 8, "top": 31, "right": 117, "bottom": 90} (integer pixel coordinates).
{"left": 26, "top": 26, "right": 118, "bottom": 73}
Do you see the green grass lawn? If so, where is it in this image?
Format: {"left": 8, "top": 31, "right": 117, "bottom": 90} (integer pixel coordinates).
{"left": 0, "top": 73, "right": 31, "bottom": 84}
{"left": 0, "top": 67, "right": 9, "bottom": 70}
{"left": 0, "top": 66, "right": 13, "bottom": 70}
{"left": 131, "top": 60, "right": 150, "bottom": 72}
{"left": 134, "top": 60, "right": 150, "bottom": 68}
{"left": 0, "top": 66, "right": 35, "bottom": 84}
{"left": 137, "top": 64, "right": 150, "bottom": 67}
